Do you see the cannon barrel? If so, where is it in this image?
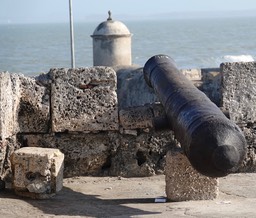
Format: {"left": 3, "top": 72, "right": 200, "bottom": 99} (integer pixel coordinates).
{"left": 144, "top": 55, "right": 246, "bottom": 177}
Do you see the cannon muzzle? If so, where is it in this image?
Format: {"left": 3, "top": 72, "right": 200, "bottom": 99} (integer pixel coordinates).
{"left": 143, "top": 55, "right": 246, "bottom": 177}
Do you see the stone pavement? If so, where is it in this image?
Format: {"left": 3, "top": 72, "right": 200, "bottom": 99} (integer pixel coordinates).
{"left": 1, "top": 173, "right": 256, "bottom": 217}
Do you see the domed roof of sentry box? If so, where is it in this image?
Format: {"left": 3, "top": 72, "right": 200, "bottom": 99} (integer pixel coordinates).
{"left": 91, "top": 11, "right": 131, "bottom": 37}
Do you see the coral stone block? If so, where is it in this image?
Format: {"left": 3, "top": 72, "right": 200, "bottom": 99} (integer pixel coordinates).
{"left": 11, "top": 147, "right": 64, "bottom": 199}
{"left": 0, "top": 72, "right": 20, "bottom": 139}
{"left": 221, "top": 62, "right": 256, "bottom": 123}
{"left": 50, "top": 67, "right": 118, "bottom": 132}
{"left": 119, "top": 106, "right": 154, "bottom": 129}
{"left": 165, "top": 149, "right": 219, "bottom": 201}
{"left": 18, "top": 75, "right": 50, "bottom": 133}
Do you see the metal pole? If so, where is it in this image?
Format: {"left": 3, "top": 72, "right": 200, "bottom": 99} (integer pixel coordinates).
{"left": 69, "top": 0, "right": 75, "bottom": 68}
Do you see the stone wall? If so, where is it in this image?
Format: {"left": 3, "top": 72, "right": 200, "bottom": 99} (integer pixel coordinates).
{"left": 0, "top": 62, "right": 255, "bottom": 184}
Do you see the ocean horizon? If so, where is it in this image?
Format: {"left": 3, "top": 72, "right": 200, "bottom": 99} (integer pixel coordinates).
{"left": 1, "top": 16, "right": 256, "bottom": 76}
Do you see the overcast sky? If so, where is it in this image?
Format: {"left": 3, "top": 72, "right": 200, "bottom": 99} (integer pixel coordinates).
{"left": 1, "top": 0, "right": 256, "bottom": 24}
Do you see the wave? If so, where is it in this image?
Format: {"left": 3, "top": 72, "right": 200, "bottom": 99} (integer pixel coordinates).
{"left": 189, "top": 55, "right": 255, "bottom": 69}
{"left": 223, "top": 55, "right": 254, "bottom": 62}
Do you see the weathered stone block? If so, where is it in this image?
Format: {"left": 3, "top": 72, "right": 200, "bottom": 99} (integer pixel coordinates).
{"left": 115, "top": 66, "right": 158, "bottom": 109}
{"left": 0, "top": 72, "right": 50, "bottom": 135}
{"left": 0, "top": 72, "right": 20, "bottom": 139}
{"left": 18, "top": 75, "right": 50, "bottom": 133}
{"left": 119, "top": 106, "right": 154, "bottom": 129}
{"left": 221, "top": 62, "right": 256, "bottom": 123}
{"left": 11, "top": 147, "right": 64, "bottom": 199}
{"left": 109, "top": 131, "right": 175, "bottom": 177}
{"left": 165, "top": 149, "right": 219, "bottom": 201}
{"left": 50, "top": 67, "right": 118, "bottom": 132}
{"left": 0, "top": 72, "right": 20, "bottom": 182}
{"left": 119, "top": 103, "right": 167, "bottom": 131}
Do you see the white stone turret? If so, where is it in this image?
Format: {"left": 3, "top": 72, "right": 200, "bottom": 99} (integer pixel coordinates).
{"left": 91, "top": 11, "right": 132, "bottom": 66}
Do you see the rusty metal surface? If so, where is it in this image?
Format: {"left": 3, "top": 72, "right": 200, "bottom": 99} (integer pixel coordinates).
{"left": 143, "top": 55, "right": 246, "bottom": 177}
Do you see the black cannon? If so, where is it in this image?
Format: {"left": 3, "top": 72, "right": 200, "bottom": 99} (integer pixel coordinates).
{"left": 143, "top": 55, "right": 246, "bottom": 177}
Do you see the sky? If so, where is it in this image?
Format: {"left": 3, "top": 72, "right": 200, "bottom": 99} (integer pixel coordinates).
{"left": 1, "top": 0, "right": 256, "bottom": 24}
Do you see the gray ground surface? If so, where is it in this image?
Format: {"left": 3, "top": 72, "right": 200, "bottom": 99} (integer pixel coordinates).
{"left": 1, "top": 173, "right": 256, "bottom": 218}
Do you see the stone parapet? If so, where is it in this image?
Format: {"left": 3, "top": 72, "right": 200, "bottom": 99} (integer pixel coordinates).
{"left": 0, "top": 62, "right": 255, "bottom": 185}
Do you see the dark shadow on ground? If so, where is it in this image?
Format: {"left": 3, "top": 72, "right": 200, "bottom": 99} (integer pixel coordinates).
{"left": 1, "top": 187, "right": 161, "bottom": 217}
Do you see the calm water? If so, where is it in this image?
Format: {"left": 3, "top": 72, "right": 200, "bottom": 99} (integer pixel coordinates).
{"left": 0, "top": 17, "right": 256, "bottom": 76}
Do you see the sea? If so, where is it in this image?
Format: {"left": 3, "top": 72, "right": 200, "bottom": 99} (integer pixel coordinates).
{"left": 0, "top": 16, "right": 256, "bottom": 77}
